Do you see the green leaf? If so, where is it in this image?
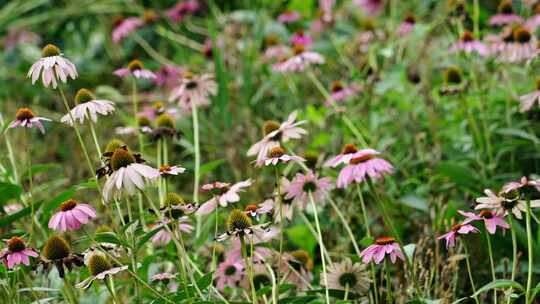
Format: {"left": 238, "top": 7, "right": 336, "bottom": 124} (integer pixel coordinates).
{"left": 286, "top": 225, "right": 317, "bottom": 254}
{"left": 399, "top": 195, "right": 428, "bottom": 212}
{"left": 496, "top": 128, "right": 539, "bottom": 144}
{"left": 19, "top": 163, "right": 61, "bottom": 180}
{"left": 0, "top": 182, "right": 22, "bottom": 205}
{"left": 196, "top": 272, "right": 213, "bottom": 291}
{"left": 199, "top": 159, "right": 225, "bottom": 179}
{"left": 472, "top": 280, "right": 524, "bottom": 297}
{"left": 287, "top": 0, "right": 314, "bottom": 16}
{"left": 403, "top": 244, "right": 416, "bottom": 264}
{"left": 531, "top": 281, "right": 540, "bottom": 300}
{"left": 359, "top": 236, "right": 374, "bottom": 248}
{"left": 435, "top": 162, "right": 477, "bottom": 187}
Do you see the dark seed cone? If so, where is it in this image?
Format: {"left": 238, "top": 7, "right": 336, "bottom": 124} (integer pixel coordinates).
{"left": 43, "top": 235, "right": 71, "bottom": 261}
{"left": 88, "top": 253, "right": 113, "bottom": 276}
{"left": 227, "top": 209, "right": 252, "bottom": 231}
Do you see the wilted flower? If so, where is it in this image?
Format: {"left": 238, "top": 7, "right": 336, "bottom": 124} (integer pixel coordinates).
{"left": 518, "top": 77, "right": 540, "bottom": 112}
{"left": 114, "top": 60, "right": 157, "bottom": 80}
{"left": 112, "top": 17, "right": 143, "bottom": 43}
{"left": 458, "top": 210, "right": 509, "bottom": 234}
{"left": 76, "top": 252, "right": 128, "bottom": 289}
{"left": 255, "top": 146, "right": 306, "bottom": 167}
{"left": 438, "top": 223, "right": 479, "bottom": 249}
{"left": 247, "top": 111, "right": 307, "bottom": 161}
{"left": 215, "top": 258, "right": 244, "bottom": 290}
{"left": 60, "top": 88, "right": 115, "bottom": 126}
{"left": 360, "top": 237, "right": 405, "bottom": 264}
{"left": 9, "top": 108, "right": 51, "bottom": 134}
{"left": 324, "top": 258, "right": 371, "bottom": 295}
{"left": 283, "top": 170, "right": 333, "bottom": 209}
{"left": 272, "top": 44, "right": 325, "bottom": 72}
{"left": 39, "top": 235, "right": 84, "bottom": 278}
{"left": 197, "top": 179, "right": 252, "bottom": 215}
{"left": 27, "top": 44, "right": 77, "bottom": 88}
{"left": 449, "top": 31, "right": 488, "bottom": 56}
{"left": 48, "top": 199, "right": 96, "bottom": 232}
{"left": 169, "top": 72, "right": 217, "bottom": 112}
{"left": 281, "top": 250, "right": 314, "bottom": 290}
{"left": 335, "top": 148, "right": 393, "bottom": 188}
{"left": 0, "top": 237, "right": 38, "bottom": 269}
{"left": 489, "top": 0, "right": 523, "bottom": 26}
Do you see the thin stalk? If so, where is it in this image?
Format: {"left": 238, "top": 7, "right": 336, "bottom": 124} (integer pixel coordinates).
{"left": 507, "top": 216, "right": 518, "bottom": 304}
{"left": 328, "top": 198, "right": 362, "bottom": 257}
{"left": 209, "top": 197, "right": 219, "bottom": 301}
{"left": 241, "top": 235, "right": 258, "bottom": 304}
{"left": 473, "top": 0, "right": 479, "bottom": 37}
{"left": 105, "top": 276, "right": 120, "bottom": 304}
{"left": 63, "top": 276, "right": 78, "bottom": 304}
{"left": 343, "top": 284, "right": 349, "bottom": 301}
{"left": 192, "top": 102, "right": 201, "bottom": 237}
{"left": 26, "top": 137, "right": 35, "bottom": 241}
{"left": 485, "top": 231, "right": 497, "bottom": 303}
{"left": 525, "top": 198, "right": 533, "bottom": 303}
{"left": 308, "top": 191, "right": 330, "bottom": 304}
{"left": 384, "top": 260, "right": 393, "bottom": 303}
{"left": 274, "top": 166, "right": 284, "bottom": 284}
{"left": 131, "top": 80, "right": 144, "bottom": 154}
{"left": 125, "top": 197, "right": 140, "bottom": 303}
{"left": 463, "top": 243, "right": 480, "bottom": 304}
{"left": 88, "top": 119, "right": 102, "bottom": 160}
{"left": 2, "top": 123, "right": 18, "bottom": 183}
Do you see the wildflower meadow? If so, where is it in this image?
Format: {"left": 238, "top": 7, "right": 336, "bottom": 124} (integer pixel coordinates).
{"left": 3, "top": 0, "right": 540, "bottom": 303}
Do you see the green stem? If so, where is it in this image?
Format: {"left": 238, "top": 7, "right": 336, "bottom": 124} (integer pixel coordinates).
{"left": 275, "top": 166, "right": 284, "bottom": 284}
{"left": 485, "top": 231, "right": 497, "bottom": 303}
{"left": 63, "top": 276, "right": 78, "bottom": 304}
{"left": 507, "top": 216, "right": 518, "bottom": 304}
{"left": 192, "top": 102, "right": 201, "bottom": 237}
{"left": 308, "top": 191, "right": 330, "bottom": 304}
{"left": 525, "top": 198, "right": 533, "bottom": 303}
{"left": 241, "top": 235, "right": 258, "bottom": 304}
{"left": 328, "top": 198, "right": 362, "bottom": 257}
{"left": 384, "top": 260, "right": 393, "bottom": 303}
{"left": 88, "top": 120, "right": 102, "bottom": 160}
{"left": 463, "top": 243, "right": 480, "bottom": 304}
{"left": 105, "top": 276, "right": 120, "bottom": 304}
{"left": 3, "top": 127, "right": 18, "bottom": 183}
{"left": 473, "top": 0, "right": 479, "bottom": 37}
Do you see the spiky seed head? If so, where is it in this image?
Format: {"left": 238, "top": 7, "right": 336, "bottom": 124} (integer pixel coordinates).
{"left": 60, "top": 199, "right": 78, "bottom": 211}
{"left": 104, "top": 139, "right": 126, "bottom": 153}
{"left": 128, "top": 60, "right": 144, "bottom": 72}
{"left": 110, "top": 148, "right": 136, "bottom": 171}
{"left": 513, "top": 27, "right": 531, "bottom": 44}
{"left": 227, "top": 209, "right": 252, "bottom": 231}
{"left": 268, "top": 146, "right": 285, "bottom": 158}
{"left": 341, "top": 144, "right": 358, "bottom": 154}
{"left": 15, "top": 108, "right": 35, "bottom": 121}
{"left": 444, "top": 67, "right": 462, "bottom": 84}
{"left": 7, "top": 237, "right": 25, "bottom": 252}
{"left": 303, "top": 151, "right": 319, "bottom": 169}
{"left": 374, "top": 236, "right": 396, "bottom": 245}
{"left": 291, "top": 249, "right": 313, "bottom": 270}
{"left": 155, "top": 114, "right": 175, "bottom": 129}
{"left": 88, "top": 253, "right": 112, "bottom": 276}
{"left": 42, "top": 44, "right": 61, "bottom": 57}
{"left": 461, "top": 31, "right": 474, "bottom": 42}
{"left": 43, "top": 235, "right": 71, "bottom": 260}
{"left": 498, "top": 0, "right": 513, "bottom": 14}
{"left": 338, "top": 272, "right": 358, "bottom": 288}
{"left": 262, "top": 120, "right": 281, "bottom": 136}
{"left": 74, "top": 89, "right": 95, "bottom": 104}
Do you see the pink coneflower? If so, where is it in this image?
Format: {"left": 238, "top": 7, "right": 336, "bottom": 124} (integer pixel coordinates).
{"left": 449, "top": 31, "right": 488, "bottom": 56}
{"left": 396, "top": 14, "right": 416, "bottom": 36}
{"left": 215, "top": 258, "right": 244, "bottom": 290}
{"left": 3, "top": 203, "right": 22, "bottom": 215}
{"left": 27, "top": 44, "right": 77, "bottom": 89}
{"left": 355, "top": 0, "right": 383, "bottom": 16}
{"left": 247, "top": 112, "right": 307, "bottom": 161}
{"left": 3, "top": 27, "right": 40, "bottom": 50}
{"left": 112, "top": 17, "right": 143, "bottom": 44}
{"left": 244, "top": 203, "right": 272, "bottom": 220}
{"left": 459, "top": 210, "right": 509, "bottom": 234}
{"left": 438, "top": 223, "right": 479, "bottom": 249}
{"left": 475, "top": 189, "right": 531, "bottom": 219}
{"left": 489, "top": 1, "right": 524, "bottom": 26}
{"left": 360, "top": 236, "right": 405, "bottom": 264}
{"left": 159, "top": 164, "right": 186, "bottom": 176}
{"left": 501, "top": 176, "right": 540, "bottom": 194}
{"left": 325, "top": 144, "right": 365, "bottom": 167}
{"left": 284, "top": 170, "right": 333, "bottom": 209}
{"left": 272, "top": 44, "right": 325, "bottom": 73}
{"left": 166, "top": 1, "right": 200, "bottom": 23}
{"left": 255, "top": 146, "right": 306, "bottom": 167}
{"left": 196, "top": 179, "right": 252, "bottom": 215}
{"left": 151, "top": 272, "right": 177, "bottom": 282}
{"left": 150, "top": 217, "right": 194, "bottom": 246}
{"left": 9, "top": 108, "right": 51, "bottom": 134}
{"left": 114, "top": 60, "right": 157, "bottom": 80}
{"left": 154, "top": 65, "right": 185, "bottom": 88}
{"left": 169, "top": 72, "right": 217, "bottom": 112}
{"left": 496, "top": 26, "right": 538, "bottom": 63}
{"left": 278, "top": 10, "right": 301, "bottom": 23}
{"left": 48, "top": 199, "right": 96, "bottom": 232}
{"left": 60, "top": 89, "right": 115, "bottom": 126}
{"left": 325, "top": 81, "right": 361, "bottom": 105}
{"left": 0, "top": 237, "right": 38, "bottom": 269}
{"left": 289, "top": 30, "right": 312, "bottom": 47}
{"left": 100, "top": 146, "right": 160, "bottom": 201}
{"left": 334, "top": 148, "right": 393, "bottom": 188}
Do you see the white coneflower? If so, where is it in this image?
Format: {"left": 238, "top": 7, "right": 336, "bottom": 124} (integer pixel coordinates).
{"left": 76, "top": 252, "right": 128, "bottom": 289}
{"left": 60, "top": 88, "right": 115, "bottom": 125}
{"left": 169, "top": 72, "right": 217, "bottom": 112}
{"left": 27, "top": 44, "right": 77, "bottom": 88}
{"left": 324, "top": 258, "right": 371, "bottom": 295}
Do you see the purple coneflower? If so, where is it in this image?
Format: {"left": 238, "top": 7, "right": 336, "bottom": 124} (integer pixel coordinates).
{"left": 496, "top": 26, "right": 538, "bottom": 63}
{"left": 196, "top": 179, "right": 252, "bottom": 215}
{"left": 60, "top": 88, "right": 115, "bottom": 126}
{"left": 0, "top": 237, "right": 38, "bottom": 269}
{"left": 325, "top": 258, "right": 370, "bottom": 294}
{"left": 518, "top": 77, "right": 540, "bottom": 112}
{"left": 459, "top": 210, "right": 509, "bottom": 234}
{"left": 283, "top": 170, "right": 332, "bottom": 209}
{"left": 9, "top": 108, "right": 51, "bottom": 134}
{"left": 355, "top": 0, "right": 383, "bottom": 16}
{"left": 438, "top": 223, "right": 479, "bottom": 249}
{"left": 278, "top": 10, "right": 301, "bottom": 23}
{"left": 272, "top": 44, "right": 325, "bottom": 73}
{"left": 334, "top": 148, "right": 393, "bottom": 188}
{"left": 396, "top": 13, "right": 416, "bottom": 36}
{"left": 449, "top": 31, "right": 488, "bottom": 56}
{"left": 325, "top": 81, "right": 361, "bottom": 105}
{"left": 150, "top": 217, "right": 194, "bottom": 246}
{"left": 114, "top": 60, "right": 157, "bottom": 80}
{"left": 247, "top": 111, "right": 307, "bottom": 161}
{"left": 289, "top": 30, "right": 312, "bottom": 47}
{"left": 255, "top": 146, "right": 306, "bottom": 167}
{"left": 360, "top": 236, "right": 405, "bottom": 264}
{"left": 48, "top": 199, "right": 96, "bottom": 232}
{"left": 112, "top": 16, "right": 143, "bottom": 44}
{"left": 215, "top": 258, "right": 244, "bottom": 290}
{"left": 27, "top": 44, "right": 77, "bottom": 88}
{"left": 169, "top": 72, "right": 217, "bottom": 112}
{"left": 76, "top": 252, "right": 128, "bottom": 289}
{"left": 166, "top": 1, "right": 200, "bottom": 23}
{"left": 159, "top": 164, "right": 186, "bottom": 177}
{"left": 489, "top": 0, "right": 524, "bottom": 26}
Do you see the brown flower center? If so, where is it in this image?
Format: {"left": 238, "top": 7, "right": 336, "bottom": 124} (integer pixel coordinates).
{"left": 41, "top": 44, "right": 61, "bottom": 57}
{"left": 341, "top": 144, "right": 358, "bottom": 155}
{"left": 461, "top": 31, "right": 474, "bottom": 42}
{"left": 479, "top": 210, "right": 494, "bottom": 219}
{"left": 268, "top": 146, "right": 285, "bottom": 158}
{"left": 75, "top": 88, "right": 95, "bottom": 104}
{"left": 350, "top": 154, "right": 375, "bottom": 164}
{"left": 159, "top": 165, "right": 172, "bottom": 174}
{"left": 15, "top": 108, "right": 35, "bottom": 120}
{"left": 227, "top": 209, "right": 252, "bottom": 231}
{"left": 263, "top": 120, "right": 281, "bottom": 136}
{"left": 7, "top": 237, "right": 25, "bottom": 252}
{"left": 43, "top": 235, "right": 71, "bottom": 260}
{"left": 245, "top": 204, "right": 258, "bottom": 213}
{"left": 404, "top": 13, "right": 415, "bottom": 24}
{"left": 375, "top": 236, "right": 395, "bottom": 245}
{"left": 451, "top": 223, "right": 463, "bottom": 232}
{"left": 225, "top": 265, "right": 237, "bottom": 276}
{"left": 513, "top": 27, "right": 531, "bottom": 44}
{"left": 110, "top": 148, "right": 136, "bottom": 171}
{"left": 498, "top": 0, "right": 513, "bottom": 14}
{"left": 444, "top": 67, "right": 462, "bottom": 84}
{"left": 88, "top": 253, "right": 113, "bottom": 276}
{"left": 535, "top": 77, "right": 540, "bottom": 91}
{"left": 331, "top": 81, "right": 344, "bottom": 93}
{"left": 60, "top": 199, "right": 78, "bottom": 211}
{"left": 292, "top": 44, "right": 305, "bottom": 55}
{"left": 128, "top": 59, "right": 144, "bottom": 72}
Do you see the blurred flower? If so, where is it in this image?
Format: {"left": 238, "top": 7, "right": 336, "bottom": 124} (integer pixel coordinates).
{"left": 242, "top": 263, "right": 272, "bottom": 290}
{"left": 60, "top": 88, "right": 115, "bottom": 126}
{"left": 496, "top": 26, "right": 538, "bottom": 63}
{"left": 335, "top": 148, "right": 393, "bottom": 188}
{"left": 0, "top": 237, "right": 38, "bottom": 269}
{"left": 449, "top": 31, "right": 488, "bottom": 56}
{"left": 281, "top": 250, "right": 313, "bottom": 290}
{"left": 440, "top": 66, "right": 467, "bottom": 95}
{"left": 272, "top": 44, "right": 325, "bottom": 72}
{"left": 355, "top": 0, "right": 383, "bottom": 16}
{"left": 325, "top": 144, "right": 364, "bottom": 167}
{"left": 489, "top": 0, "right": 523, "bottom": 26}
{"left": 501, "top": 176, "right": 540, "bottom": 194}
{"left": 3, "top": 27, "right": 40, "bottom": 50}
{"left": 216, "top": 209, "right": 271, "bottom": 242}
{"left": 27, "top": 44, "right": 77, "bottom": 89}
{"left": 114, "top": 60, "right": 157, "bottom": 79}
{"left": 518, "top": 77, "right": 540, "bottom": 112}
{"left": 289, "top": 30, "right": 312, "bottom": 47}
{"left": 458, "top": 210, "right": 509, "bottom": 234}
{"left": 244, "top": 203, "right": 273, "bottom": 221}
{"left": 9, "top": 108, "right": 51, "bottom": 134}
{"left": 155, "top": 65, "right": 185, "bottom": 88}
{"left": 247, "top": 111, "right": 307, "bottom": 161}
{"left": 360, "top": 236, "right": 405, "bottom": 264}
{"left": 76, "top": 252, "right": 128, "bottom": 289}
{"left": 437, "top": 223, "right": 479, "bottom": 249}
{"left": 284, "top": 170, "right": 332, "bottom": 209}
{"left": 197, "top": 179, "right": 252, "bottom": 215}
{"left": 151, "top": 217, "right": 194, "bottom": 246}
{"left": 169, "top": 72, "right": 217, "bottom": 112}
{"left": 48, "top": 199, "right": 96, "bottom": 232}
{"left": 476, "top": 185, "right": 540, "bottom": 219}
{"left": 167, "top": 1, "right": 200, "bottom": 22}
{"left": 100, "top": 146, "right": 159, "bottom": 201}
{"left": 324, "top": 258, "right": 370, "bottom": 295}
{"left": 151, "top": 272, "right": 177, "bottom": 282}
{"left": 112, "top": 17, "right": 143, "bottom": 43}
{"left": 325, "top": 81, "right": 361, "bottom": 105}
{"left": 278, "top": 10, "right": 301, "bottom": 23}
{"left": 3, "top": 203, "right": 22, "bottom": 215}
{"left": 396, "top": 14, "right": 416, "bottom": 36}
{"left": 215, "top": 258, "right": 244, "bottom": 290}
{"left": 255, "top": 146, "right": 306, "bottom": 167}
{"left": 159, "top": 164, "right": 186, "bottom": 177}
